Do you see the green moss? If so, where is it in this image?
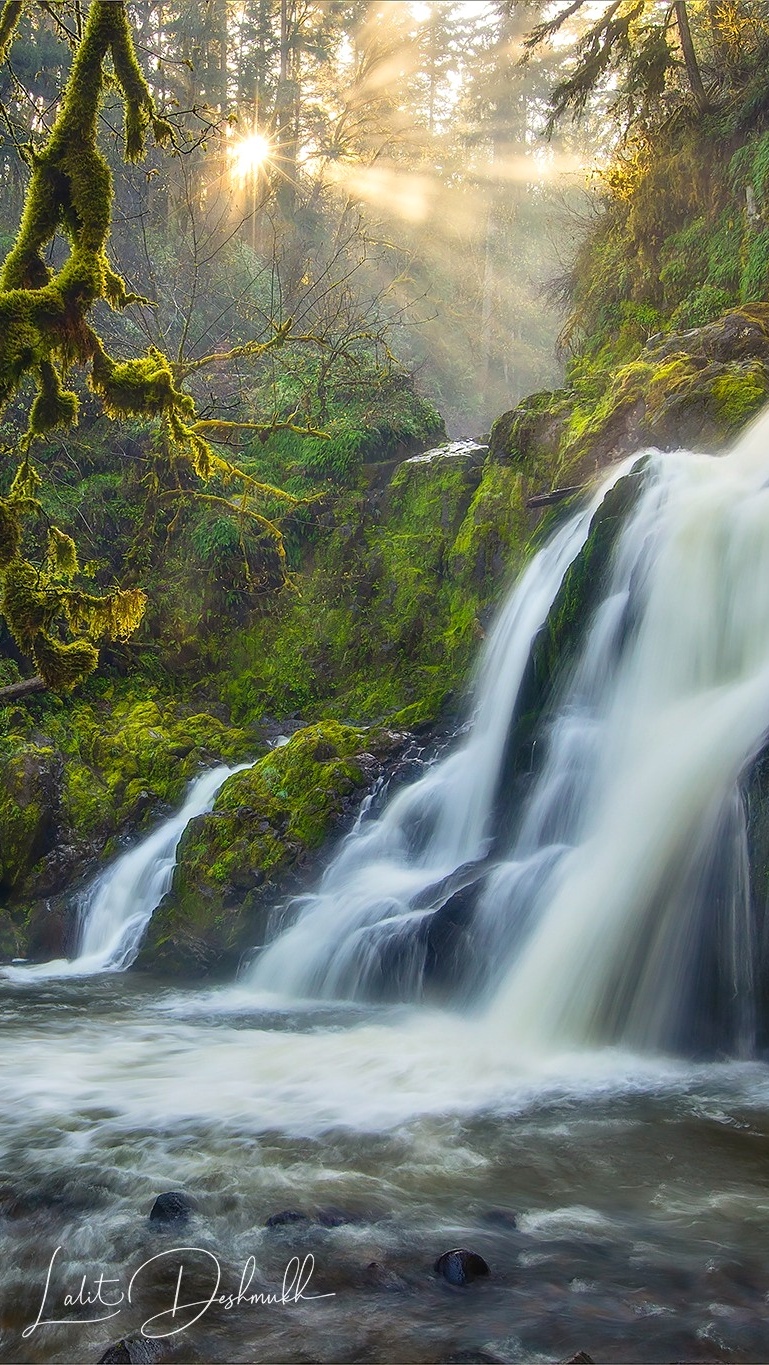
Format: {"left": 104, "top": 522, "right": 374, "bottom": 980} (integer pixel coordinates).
{"left": 669, "top": 285, "right": 734, "bottom": 331}
{"left": 0, "top": 744, "right": 58, "bottom": 892}
{"left": 740, "top": 230, "right": 769, "bottom": 303}
{"left": 556, "top": 306, "right": 769, "bottom": 475}
{"left": 0, "top": 684, "right": 257, "bottom": 858}
{"left": 137, "top": 720, "right": 390, "bottom": 975}
{"left": 711, "top": 362, "right": 769, "bottom": 429}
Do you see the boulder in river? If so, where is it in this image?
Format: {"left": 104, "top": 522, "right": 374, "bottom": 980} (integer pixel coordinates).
{"left": 433, "top": 1248, "right": 490, "bottom": 1285}
{"left": 148, "top": 1191, "right": 194, "bottom": 1226}
{"left": 265, "top": 1208, "right": 311, "bottom": 1227}
{"left": 98, "top": 1336, "right": 167, "bottom": 1364}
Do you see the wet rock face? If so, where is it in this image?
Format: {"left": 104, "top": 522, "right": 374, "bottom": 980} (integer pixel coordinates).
{"left": 0, "top": 745, "right": 63, "bottom": 897}
{"left": 744, "top": 742, "right": 769, "bottom": 1051}
{"left": 23, "top": 896, "right": 76, "bottom": 961}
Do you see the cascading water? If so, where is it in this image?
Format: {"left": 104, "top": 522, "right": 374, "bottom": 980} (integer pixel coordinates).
{"left": 5, "top": 763, "right": 247, "bottom": 979}
{"left": 5, "top": 429, "right": 769, "bottom": 1365}
{"left": 249, "top": 410, "right": 769, "bottom": 1057}
{"left": 246, "top": 455, "right": 638, "bottom": 1002}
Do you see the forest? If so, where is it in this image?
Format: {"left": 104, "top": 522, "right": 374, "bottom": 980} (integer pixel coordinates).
{"left": 2, "top": 2, "right": 769, "bottom": 1363}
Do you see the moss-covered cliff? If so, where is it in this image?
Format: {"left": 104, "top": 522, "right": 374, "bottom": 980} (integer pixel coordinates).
{"left": 490, "top": 305, "right": 769, "bottom": 490}
{"left": 138, "top": 721, "right": 407, "bottom": 977}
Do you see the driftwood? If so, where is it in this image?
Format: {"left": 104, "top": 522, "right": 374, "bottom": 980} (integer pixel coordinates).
{"left": 0, "top": 675, "right": 46, "bottom": 704}
{"left": 526, "top": 485, "right": 583, "bottom": 509}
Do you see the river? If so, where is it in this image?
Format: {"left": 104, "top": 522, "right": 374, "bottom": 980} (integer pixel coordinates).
{"left": 2, "top": 974, "right": 769, "bottom": 1362}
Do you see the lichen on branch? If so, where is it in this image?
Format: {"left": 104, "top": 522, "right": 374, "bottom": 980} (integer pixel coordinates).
{"left": 0, "top": 1, "right": 306, "bottom": 694}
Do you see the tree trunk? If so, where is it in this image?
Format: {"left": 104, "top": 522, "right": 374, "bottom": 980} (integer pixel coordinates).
{"left": 675, "top": 1, "right": 708, "bottom": 112}
{"left": 0, "top": 675, "right": 46, "bottom": 703}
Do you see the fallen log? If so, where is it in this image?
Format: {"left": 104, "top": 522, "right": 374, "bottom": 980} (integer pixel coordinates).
{"left": 0, "top": 675, "right": 46, "bottom": 704}
{"left": 526, "top": 485, "right": 583, "bottom": 509}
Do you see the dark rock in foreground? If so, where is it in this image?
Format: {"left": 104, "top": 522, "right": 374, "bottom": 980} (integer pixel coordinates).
{"left": 433, "top": 1248, "right": 491, "bottom": 1285}
{"left": 98, "top": 1337, "right": 167, "bottom": 1364}
{"left": 148, "top": 1191, "right": 194, "bottom": 1226}
{"left": 265, "top": 1208, "right": 311, "bottom": 1227}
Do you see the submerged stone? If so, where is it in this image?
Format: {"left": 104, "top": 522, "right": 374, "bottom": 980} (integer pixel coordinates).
{"left": 148, "top": 1191, "right": 194, "bottom": 1226}
{"left": 433, "top": 1248, "right": 491, "bottom": 1285}
{"left": 265, "top": 1208, "right": 310, "bottom": 1227}
{"left": 316, "top": 1205, "right": 357, "bottom": 1227}
{"left": 362, "top": 1260, "right": 410, "bottom": 1291}
{"left": 98, "top": 1337, "right": 166, "bottom": 1364}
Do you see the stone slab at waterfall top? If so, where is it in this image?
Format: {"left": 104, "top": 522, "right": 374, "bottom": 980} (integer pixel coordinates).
{"left": 490, "top": 304, "right": 769, "bottom": 490}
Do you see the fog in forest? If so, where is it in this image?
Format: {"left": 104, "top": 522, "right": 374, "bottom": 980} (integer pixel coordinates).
{"left": 0, "top": 1, "right": 598, "bottom": 440}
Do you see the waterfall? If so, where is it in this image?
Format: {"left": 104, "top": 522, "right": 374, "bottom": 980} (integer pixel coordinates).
{"left": 6, "top": 763, "right": 247, "bottom": 980}
{"left": 247, "top": 409, "right": 769, "bottom": 1056}
{"left": 246, "top": 455, "right": 639, "bottom": 1001}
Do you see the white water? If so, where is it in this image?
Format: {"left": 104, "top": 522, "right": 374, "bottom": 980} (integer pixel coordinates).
{"left": 248, "top": 409, "right": 769, "bottom": 1057}
{"left": 4, "top": 763, "right": 247, "bottom": 980}
{"left": 248, "top": 457, "right": 639, "bottom": 1002}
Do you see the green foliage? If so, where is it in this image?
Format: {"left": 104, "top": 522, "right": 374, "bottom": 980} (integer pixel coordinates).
{"left": 552, "top": 6, "right": 769, "bottom": 416}
{"left": 207, "top": 446, "right": 531, "bottom": 730}
{"left": 0, "top": 3, "right": 308, "bottom": 694}
{"left": 669, "top": 285, "right": 734, "bottom": 330}
{"left": 244, "top": 368, "right": 445, "bottom": 490}
{"left": 741, "top": 231, "right": 769, "bottom": 302}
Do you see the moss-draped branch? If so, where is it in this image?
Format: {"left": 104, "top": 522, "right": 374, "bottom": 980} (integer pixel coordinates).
{"left": 0, "top": 1, "right": 308, "bottom": 693}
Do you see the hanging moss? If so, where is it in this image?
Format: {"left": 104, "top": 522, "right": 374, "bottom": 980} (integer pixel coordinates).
{"left": 2, "top": 558, "right": 53, "bottom": 647}
{"left": 90, "top": 346, "right": 195, "bottom": 422}
{"left": 0, "top": 0, "right": 23, "bottom": 63}
{"left": 0, "top": 501, "right": 21, "bottom": 568}
{"left": 32, "top": 632, "right": 99, "bottom": 692}
{"left": 46, "top": 526, "right": 78, "bottom": 579}
{"left": 0, "top": 5, "right": 193, "bottom": 692}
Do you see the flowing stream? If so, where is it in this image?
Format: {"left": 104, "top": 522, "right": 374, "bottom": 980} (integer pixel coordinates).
{"left": 3, "top": 422, "right": 769, "bottom": 1362}
{"left": 4, "top": 764, "right": 248, "bottom": 981}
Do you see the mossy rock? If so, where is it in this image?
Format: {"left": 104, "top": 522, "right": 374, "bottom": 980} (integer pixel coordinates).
{"left": 0, "top": 743, "right": 62, "bottom": 895}
{"left": 559, "top": 305, "right": 769, "bottom": 479}
{"left": 136, "top": 720, "right": 404, "bottom": 977}
{"left": 52, "top": 697, "right": 254, "bottom": 841}
{"left": 449, "top": 462, "right": 527, "bottom": 597}
{"left": 488, "top": 389, "right": 572, "bottom": 484}
{"left": 0, "top": 682, "right": 256, "bottom": 932}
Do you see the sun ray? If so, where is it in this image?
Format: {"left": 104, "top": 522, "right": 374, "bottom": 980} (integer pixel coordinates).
{"left": 229, "top": 130, "right": 273, "bottom": 181}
